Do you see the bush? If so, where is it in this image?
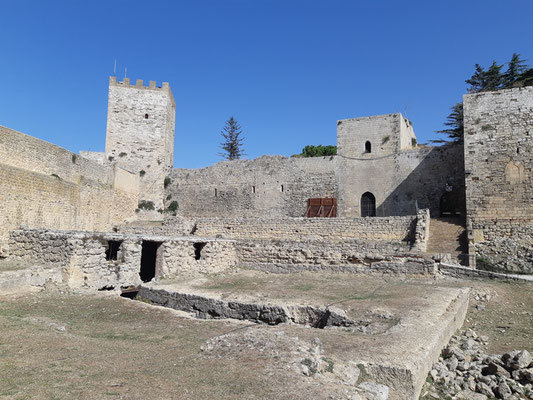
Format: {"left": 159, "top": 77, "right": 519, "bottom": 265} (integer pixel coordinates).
{"left": 138, "top": 200, "right": 155, "bottom": 211}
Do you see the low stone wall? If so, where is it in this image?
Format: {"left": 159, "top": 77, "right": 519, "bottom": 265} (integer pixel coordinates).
{"left": 235, "top": 239, "right": 437, "bottom": 274}
{"left": 7, "top": 229, "right": 237, "bottom": 290}
{"left": 171, "top": 214, "right": 419, "bottom": 244}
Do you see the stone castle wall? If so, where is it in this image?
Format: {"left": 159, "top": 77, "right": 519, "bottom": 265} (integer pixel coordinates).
{"left": 166, "top": 114, "right": 464, "bottom": 219}
{"left": 0, "top": 127, "right": 139, "bottom": 250}
{"left": 105, "top": 77, "right": 176, "bottom": 214}
{"left": 167, "top": 155, "right": 337, "bottom": 218}
{"left": 464, "top": 87, "right": 533, "bottom": 273}
{"left": 336, "top": 114, "right": 464, "bottom": 217}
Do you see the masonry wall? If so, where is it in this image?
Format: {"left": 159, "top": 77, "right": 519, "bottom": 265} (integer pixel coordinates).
{"left": 105, "top": 77, "right": 176, "bottom": 215}
{"left": 8, "top": 229, "right": 237, "bottom": 288}
{"left": 187, "top": 215, "right": 417, "bottom": 243}
{"left": 0, "top": 127, "right": 139, "bottom": 250}
{"left": 167, "top": 155, "right": 337, "bottom": 218}
{"left": 336, "top": 114, "right": 464, "bottom": 217}
{"left": 463, "top": 87, "right": 533, "bottom": 273}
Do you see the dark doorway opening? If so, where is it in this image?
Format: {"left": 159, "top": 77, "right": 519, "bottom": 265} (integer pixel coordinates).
{"left": 194, "top": 242, "right": 207, "bottom": 260}
{"left": 105, "top": 240, "right": 123, "bottom": 261}
{"left": 361, "top": 192, "right": 376, "bottom": 217}
{"left": 440, "top": 191, "right": 462, "bottom": 217}
{"left": 140, "top": 241, "right": 162, "bottom": 282}
{"left": 365, "top": 141, "right": 372, "bottom": 153}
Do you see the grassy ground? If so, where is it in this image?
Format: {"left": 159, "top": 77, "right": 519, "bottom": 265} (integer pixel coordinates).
{"left": 0, "top": 272, "right": 531, "bottom": 399}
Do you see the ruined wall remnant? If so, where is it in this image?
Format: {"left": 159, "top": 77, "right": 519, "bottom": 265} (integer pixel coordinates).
{"left": 463, "top": 87, "right": 533, "bottom": 273}
{"left": 105, "top": 77, "right": 176, "bottom": 217}
{"left": 0, "top": 126, "right": 139, "bottom": 250}
{"left": 7, "top": 228, "right": 237, "bottom": 289}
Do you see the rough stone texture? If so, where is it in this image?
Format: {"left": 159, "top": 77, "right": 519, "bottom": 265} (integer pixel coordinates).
{"left": 166, "top": 115, "right": 464, "bottom": 219}
{"left": 105, "top": 77, "right": 176, "bottom": 216}
{"left": 7, "top": 228, "right": 237, "bottom": 290}
{"left": 175, "top": 214, "right": 420, "bottom": 243}
{"left": 463, "top": 87, "right": 533, "bottom": 273}
{"left": 423, "top": 330, "right": 533, "bottom": 400}
{"left": 160, "top": 239, "right": 237, "bottom": 276}
{"left": 0, "top": 126, "right": 139, "bottom": 250}
{"left": 167, "top": 155, "right": 337, "bottom": 218}
{"left": 336, "top": 114, "right": 465, "bottom": 218}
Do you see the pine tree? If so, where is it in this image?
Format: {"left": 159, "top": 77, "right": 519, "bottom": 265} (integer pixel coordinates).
{"left": 504, "top": 53, "right": 528, "bottom": 88}
{"left": 219, "top": 117, "right": 245, "bottom": 160}
{"left": 484, "top": 61, "right": 504, "bottom": 91}
{"left": 465, "top": 64, "right": 487, "bottom": 93}
{"left": 434, "top": 103, "right": 464, "bottom": 143}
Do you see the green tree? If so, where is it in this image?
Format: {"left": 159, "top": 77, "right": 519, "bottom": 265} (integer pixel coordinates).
{"left": 437, "top": 54, "right": 532, "bottom": 143}
{"left": 292, "top": 145, "right": 337, "bottom": 158}
{"left": 435, "top": 103, "right": 464, "bottom": 143}
{"left": 503, "top": 53, "right": 527, "bottom": 87}
{"left": 219, "top": 117, "right": 245, "bottom": 160}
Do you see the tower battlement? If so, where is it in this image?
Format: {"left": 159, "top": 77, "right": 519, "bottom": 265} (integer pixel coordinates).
{"left": 109, "top": 76, "right": 175, "bottom": 106}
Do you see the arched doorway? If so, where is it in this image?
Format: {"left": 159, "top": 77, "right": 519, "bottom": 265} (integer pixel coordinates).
{"left": 361, "top": 192, "right": 376, "bottom": 217}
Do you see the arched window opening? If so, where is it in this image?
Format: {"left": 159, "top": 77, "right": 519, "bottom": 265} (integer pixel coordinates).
{"left": 144, "top": 113, "right": 149, "bottom": 119}
{"left": 365, "top": 141, "right": 371, "bottom": 153}
{"left": 361, "top": 192, "right": 376, "bottom": 217}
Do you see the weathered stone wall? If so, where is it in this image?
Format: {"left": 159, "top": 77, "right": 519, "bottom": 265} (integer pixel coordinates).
{"left": 0, "top": 127, "right": 139, "bottom": 250}
{"left": 7, "top": 229, "right": 237, "bottom": 289}
{"left": 0, "top": 126, "right": 117, "bottom": 185}
{"left": 166, "top": 114, "right": 463, "bottom": 219}
{"left": 105, "top": 77, "right": 176, "bottom": 215}
{"left": 464, "top": 87, "right": 533, "bottom": 273}
{"left": 336, "top": 114, "right": 464, "bottom": 217}
{"left": 161, "top": 240, "right": 237, "bottom": 276}
{"left": 167, "top": 155, "right": 337, "bottom": 218}
{"left": 169, "top": 215, "right": 418, "bottom": 244}
{"left": 236, "top": 239, "right": 437, "bottom": 274}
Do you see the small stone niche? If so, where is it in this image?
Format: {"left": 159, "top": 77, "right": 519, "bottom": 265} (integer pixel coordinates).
{"left": 105, "top": 240, "right": 123, "bottom": 261}
{"left": 194, "top": 242, "right": 207, "bottom": 260}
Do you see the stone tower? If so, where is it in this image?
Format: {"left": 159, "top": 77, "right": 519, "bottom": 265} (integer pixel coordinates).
{"left": 105, "top": 76, "right": 175, "bottom": 218}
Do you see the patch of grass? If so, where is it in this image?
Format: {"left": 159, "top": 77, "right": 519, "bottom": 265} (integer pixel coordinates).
{"left": 481, "top": 124, "right": 494, "bottom": 131}
{"left": 322, "top": 357, "right": 334, "bottom": 373}
{"left": 301, "top": 358, "right": 317, "bottom": 375}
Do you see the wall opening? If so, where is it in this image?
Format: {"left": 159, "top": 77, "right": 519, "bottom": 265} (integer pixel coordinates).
{"left": 365, "top": 141, "right": 372, "bottom": 153}
{"left": 105, "top": 240, "right": 123, "bottom": 261}
{"left": 252, "top": 185, "right": 256, "bottom": 194}
{"left": 140, "top": 241, "right": 162, "bottom": 282}
{"left": 440, "top": 191, "right": 462, "bottom": 217}
{"left": 194, "top": 242, "right": 207, "bottom": 260}
{"left": 281, "top": 184, "right": 284, "bottom": 192}
{"left": 144, "top": 113, "right": 149, "bottom": 119}
{"left": 214, "top": 188, "right": 218, "bottom": 197}
{"left": 361, "top": 192, "right": 376, "bottom": 217}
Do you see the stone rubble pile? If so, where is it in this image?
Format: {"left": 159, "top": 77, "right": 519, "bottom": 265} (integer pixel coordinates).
{"left": 422, "top": 329, "right": 533, "bottom": 399}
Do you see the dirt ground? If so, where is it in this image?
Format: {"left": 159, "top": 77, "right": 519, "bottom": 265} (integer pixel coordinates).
{"left": 0, "top": 271, "right": 531, "bottom": 399}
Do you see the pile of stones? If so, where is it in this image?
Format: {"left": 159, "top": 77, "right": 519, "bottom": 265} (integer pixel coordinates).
{"left": 422, "top": 329, "right": 533, "bottom": 399}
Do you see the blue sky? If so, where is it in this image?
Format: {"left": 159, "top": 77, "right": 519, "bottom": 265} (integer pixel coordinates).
{"left": 1, "top": 0, "right": 532, "bottom": 168}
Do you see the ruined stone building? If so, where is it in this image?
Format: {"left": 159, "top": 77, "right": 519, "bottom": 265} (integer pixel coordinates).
{"left": 0, "top": 77, "right": 531, "bottom": 276}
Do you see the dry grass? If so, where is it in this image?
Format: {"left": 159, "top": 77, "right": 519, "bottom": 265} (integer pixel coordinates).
{"left": 0, "top": 272, "right": 531, "bottom": 399}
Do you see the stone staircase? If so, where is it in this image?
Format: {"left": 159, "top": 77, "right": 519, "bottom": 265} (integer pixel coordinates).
{"left": 427, "top": 217, "right": 468, "bottom": 265}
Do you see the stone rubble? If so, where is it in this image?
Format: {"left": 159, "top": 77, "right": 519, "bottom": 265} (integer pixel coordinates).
{"left": 421, "top": 329, "right": 533, "bottom": 399}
